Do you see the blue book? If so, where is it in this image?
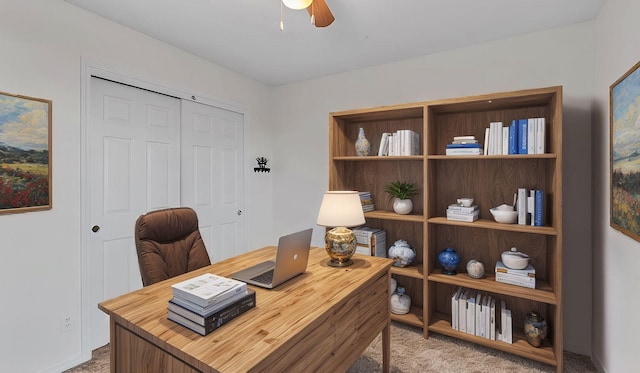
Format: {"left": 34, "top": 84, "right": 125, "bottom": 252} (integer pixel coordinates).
{"left": 447, "top": 143, "right": 482, "bottom": 148}
{"left": 508, "top": 120, "right": 518, "bottom": 154}
{"left": 518, "top": 119, "right": 528, "bottom": 154}
{"left": 534, "top": 190, "right": 544, "bottom": 226}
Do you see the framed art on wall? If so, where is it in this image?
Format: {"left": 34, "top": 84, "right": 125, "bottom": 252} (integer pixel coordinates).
{"left": 610, "top": 60, "right": 640, "bottom": 241}
{"left": 0, "top": 91, "right": 52, "bottom": 214}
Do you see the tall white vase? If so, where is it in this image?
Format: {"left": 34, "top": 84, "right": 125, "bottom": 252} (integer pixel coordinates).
{"left": 355, "top": 127, "right": 370, "bottom": 156}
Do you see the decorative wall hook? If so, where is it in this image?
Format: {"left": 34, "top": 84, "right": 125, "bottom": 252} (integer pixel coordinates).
{"left": 254, "top": 157, "right": 271, "bottom": 173}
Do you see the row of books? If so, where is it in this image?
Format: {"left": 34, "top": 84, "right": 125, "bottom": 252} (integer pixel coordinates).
{"left": 359, "top": 191, "right": 375, "bottom": 212}
{"left": 495, "top": 260, "right": 536, "bottom": 289}
{"left": 484, "top": 118, "right": 546, "bottom": 156}
{"left": 445, "top": 135, "right": 483, "bottom": 156}
{"left": 353, "top": 226, "right": 387, "bottom": 257}
{"left": 446, "top": 203, "right": 479, "bottom": 222}
{"left": 516, "top": 188, "right": 544, "bottom": 226}
{"left": 168, "top": 273, "right": 256, "bottom": 336}
{"left": 378, "top": 129, "right": 420, "bottom": 156}
{"left": 451, "top": 287, "right": 512, "bottom": 344}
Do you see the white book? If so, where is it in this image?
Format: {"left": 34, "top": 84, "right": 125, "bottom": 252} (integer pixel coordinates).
{"left": 490, "top": 297, "right": 496, "bottom": 340}
{"left": 451, "top": 287, "right": 463, "bottom": 330}
{"left": 483, "top": 127, "right": 490, "bottom": 155}
{"left": 459, "top": 290, "right": 468, "bottom": 333}
{"left": 446, "top": 210, "right": 479, "bottom": 222}
{"left": 527, "top": 118, "right": 536, "bottom": 154}
{"left": 535, "top": 117, "right": 546, "bottom": 154}
{"left": 466, "top": 292, "right": 476, "bottom": 335}
{"left": 496, "top": 272, "right": 536, "bottom": 289}
{"left": 446, "top": 148, "right": 483, "bottom": 156}
{"left": 483, "top": 296, "right": 491, "bottom": 339}
{"left": 171, "top": 273, "right": 247, "bottom": 307}
{"left": 500, "top": 300, "right": 507, "bottom": 343}
{"left": 517, "top": 188, "right": 527, "bottom": 225}
{"left": 378, "top": 132, "right": 390, "bottom": 156}
{"left": 454, "top": 135, "right": 476, "bottom": 141}
{"left": 502, "top": 126, "right": 509, "bottom": 155}
{"left": 528, "top": 189, "right": 535, "bottom": 226}
{"left": 489, "top": 121, "right": 503, "bottom": 155}
{"left": 504, "top": 309, "right": 513, "bottom": 344}
{"left": 475, "top": 292, "right": 483, "bottom": 337}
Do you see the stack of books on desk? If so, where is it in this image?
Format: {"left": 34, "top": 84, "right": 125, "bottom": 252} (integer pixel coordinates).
{"left": 446, "top": 204, "right": 479, "bottom": 222}
{"left": 168, "top": 273, "right": 256, "bottom": 335}
{"left": 495, "top": 261, "right": 536, "bottom": 289}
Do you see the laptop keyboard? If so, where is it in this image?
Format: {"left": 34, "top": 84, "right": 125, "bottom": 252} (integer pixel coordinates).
{"left": 250, "top": 269, "right": 274, "bottom": 284}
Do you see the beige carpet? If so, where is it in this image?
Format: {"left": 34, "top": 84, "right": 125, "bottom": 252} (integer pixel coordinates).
{"left": 65, "top": 322, "right": 596, "bottom": 372}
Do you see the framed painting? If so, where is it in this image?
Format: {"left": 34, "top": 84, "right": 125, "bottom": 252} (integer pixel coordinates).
{"left": 611, "top": 60, "right": 640, "bottom": 241}
{"left": 0, "top": 91, "right": 52, "bottom": 214}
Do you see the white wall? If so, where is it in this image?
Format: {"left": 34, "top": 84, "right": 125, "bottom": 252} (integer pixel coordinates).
{"left": 0, "top": 1, "right": 274, "bottom": 371}
{"left": 593, "top": 0, "right": 640, "bottom": 371}
{"left": 272, "top": 22, "right": 595, "bottom": 356}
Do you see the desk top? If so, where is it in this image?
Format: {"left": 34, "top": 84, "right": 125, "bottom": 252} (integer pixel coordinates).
{"left": 99, "top": 246, "right": 393, "bottom": 372}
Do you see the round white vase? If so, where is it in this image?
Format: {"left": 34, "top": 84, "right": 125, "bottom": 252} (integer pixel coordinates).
{"left": 393, "top": 198, "right": 413, "bottom": 214}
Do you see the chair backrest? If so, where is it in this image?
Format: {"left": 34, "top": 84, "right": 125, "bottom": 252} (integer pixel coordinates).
{"left": 134, "top": 207, "right": 211, "bottom": 286}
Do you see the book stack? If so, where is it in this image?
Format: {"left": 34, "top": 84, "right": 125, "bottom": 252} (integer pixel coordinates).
{"left": 446, "top": 203, "right": 479, "bottom": 222}
{"left": 451, "top": 287, "right": 512, "bottom": 343}
{"left": 168, "top": 273, "right": 256, "bottom": 336}
{"left": 359, "top": 191, "right": 375, "bottom": 212}
{"left": 495, "top": 260, "right": 536, "bottom": 289}
{"left": 516, "top": 188, "right": 545, "bottom": 226}
{"left": 353, "top": 226, "right": 386, "bottom": 257}
{"left": 445, "top": 136, "right": 483, "bottom": 156}
{"left": 378, "top": 129, "right": 420, "bottom": 156}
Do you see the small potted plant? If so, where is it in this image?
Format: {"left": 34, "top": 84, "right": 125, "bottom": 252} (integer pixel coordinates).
{"left": 384, "top": 181, "right": 418, "bottom": 214}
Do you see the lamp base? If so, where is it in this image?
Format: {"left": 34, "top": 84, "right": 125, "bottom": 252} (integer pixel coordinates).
{"left": 324, "top": 226, "right": 357, "bottom": 267}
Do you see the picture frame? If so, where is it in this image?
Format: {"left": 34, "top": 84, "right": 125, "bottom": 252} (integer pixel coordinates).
{"left": 610, "top": 60, "right": 640, "bottom": 241}
{"left": 0, "top": 91, "right": 52, "bottom": 214}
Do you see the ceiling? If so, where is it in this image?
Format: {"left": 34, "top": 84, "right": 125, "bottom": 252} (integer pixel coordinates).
{"left": 66, "top": 0, "right": 605, "bottom": 86}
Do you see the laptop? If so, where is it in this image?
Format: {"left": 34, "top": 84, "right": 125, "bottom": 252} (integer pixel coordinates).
{"left": 231, "top": 228, "right": 313, "bottom": 289}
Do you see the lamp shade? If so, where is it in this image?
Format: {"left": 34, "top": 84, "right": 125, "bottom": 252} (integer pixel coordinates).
{"left": 282, "top": 0, "right": 313, "bottom": 10}
{"left": 316, "top": 191, "right": 365, "bottom": 228}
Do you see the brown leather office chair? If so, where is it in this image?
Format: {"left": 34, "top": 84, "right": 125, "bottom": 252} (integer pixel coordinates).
{"left": 134, "top": 207, "right": 211, "bottom": 286}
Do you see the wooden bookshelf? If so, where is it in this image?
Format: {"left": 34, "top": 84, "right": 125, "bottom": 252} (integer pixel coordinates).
{"left": 327, "top": 86, "right": 563, "bottom": 371}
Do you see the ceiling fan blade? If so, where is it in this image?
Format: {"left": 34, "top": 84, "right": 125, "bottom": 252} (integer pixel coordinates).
{"left": 307, "top": 0, "right": 334, "bottom": 27}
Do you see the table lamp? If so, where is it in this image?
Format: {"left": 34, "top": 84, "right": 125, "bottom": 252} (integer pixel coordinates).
{"left": 316, "top": 191, "right": 366, "bottom": 267}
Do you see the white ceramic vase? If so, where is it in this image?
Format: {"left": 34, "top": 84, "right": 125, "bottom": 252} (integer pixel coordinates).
{"left": 393, "top": 198, "right": 413, "bottom": 214}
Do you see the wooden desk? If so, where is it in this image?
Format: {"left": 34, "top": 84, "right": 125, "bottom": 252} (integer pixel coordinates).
{"left": 99, "top": 246, "right": 393, "bottom": 372}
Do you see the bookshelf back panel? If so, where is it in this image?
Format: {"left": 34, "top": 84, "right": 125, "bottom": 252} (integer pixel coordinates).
{"left": 427, "top": 107, "right": 552, "bottom": 156}
{"left": 429, "top": 158, "right": 556, "bottom": 226}
{"left": 331, "top": 117, "right": 424, "bottom": 157}
{"left": 433, "top": 282, "right": 554, "bottom": 337}
{"left": 393, "top": 274, "right": 424, "bottom": 308}
{"left": 331, "top": 161, "right": 424, "bottom": 214}
{"left": 430, "top": 225, "right": 549, "bottom": 281}
{"left": 365, "top": 218, "right": 424, "bottom": 263}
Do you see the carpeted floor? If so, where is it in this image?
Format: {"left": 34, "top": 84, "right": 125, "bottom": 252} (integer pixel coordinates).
{"left": 65, "top": 322, "right": 597, "bottom": 372}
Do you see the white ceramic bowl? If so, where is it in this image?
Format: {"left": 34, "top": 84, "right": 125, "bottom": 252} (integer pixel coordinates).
{"left": 490, "top": 208, "right": 518, "bottom": 224}
{"left": 457, "top": 198, "right": 474, "bottom": 207}
{"left": 501, "top": 247, "right": 530, "bottom": 269}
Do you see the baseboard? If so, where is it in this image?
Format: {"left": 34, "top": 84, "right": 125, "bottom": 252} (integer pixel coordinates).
{"left": 591, "top": 351, "right": 608, "bottom": 373}
{"left": 39, "top": 352, "right": 87, "bottom": 373}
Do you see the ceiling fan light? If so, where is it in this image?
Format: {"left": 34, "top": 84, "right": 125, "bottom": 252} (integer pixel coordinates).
{"left": 282, "top": 0, "right": 313, "bottom": 10}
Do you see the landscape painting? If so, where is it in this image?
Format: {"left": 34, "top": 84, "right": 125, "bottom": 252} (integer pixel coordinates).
{"left": 611, "top": 60, "right": 640, "bottom": 242}
{"left": 0, "top": 92, "right": 51, "bottom": 214}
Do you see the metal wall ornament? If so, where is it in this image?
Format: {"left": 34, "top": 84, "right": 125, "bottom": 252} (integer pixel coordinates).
{"left": 254, "top": 157, "right": 270, "bottom": 173}
{"left": 0, "top": 91, "right": 52, "bottom": 214}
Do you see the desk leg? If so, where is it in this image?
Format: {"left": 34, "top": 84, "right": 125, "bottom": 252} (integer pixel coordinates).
{"left": 382, "top": 318, "right": 390, "bottom": 373}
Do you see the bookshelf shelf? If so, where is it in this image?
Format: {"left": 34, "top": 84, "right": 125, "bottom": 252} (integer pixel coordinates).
{"left": 328, "top": 86, "right": 562, "bottom": 372}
